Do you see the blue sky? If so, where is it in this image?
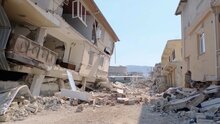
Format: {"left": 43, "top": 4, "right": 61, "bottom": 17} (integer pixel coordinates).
{"left": 95, "top": 0, "right": 181, "bottom": 66}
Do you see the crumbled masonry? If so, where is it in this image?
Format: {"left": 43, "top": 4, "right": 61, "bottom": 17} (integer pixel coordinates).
{"left": 2, "top": 79, "right": 220, "bottom": 124}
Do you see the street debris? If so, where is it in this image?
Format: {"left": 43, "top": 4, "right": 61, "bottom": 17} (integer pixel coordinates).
{"left": 3, "top": 78, "right": 220, "bottom": 124}
{"left": 146, "top": 82, "right": 220, "bottom": 124}
{"left": 0, "top": 80, "right": 149, "bottom": 122}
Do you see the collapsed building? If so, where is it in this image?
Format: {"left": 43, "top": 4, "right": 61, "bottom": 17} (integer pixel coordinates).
{"left": 0, "top": 0, "right": 119, "bottom": 96}
{"left": 149, "top": 63, "right": 167, "bottom": 93}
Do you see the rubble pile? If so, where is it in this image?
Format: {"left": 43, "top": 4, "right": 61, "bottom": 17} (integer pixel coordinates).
{"left": 147, "top": 63, "right": 168, "bottom": 94}
{"left": 128, "top": 79, "right": 150, "bottom": 89}
{"left": 0, "top": 96, "right": 66, "bottom": 122}
{"left": 92, "top": 81, "right": 149, "bottom": 106}
{"left": 148, "top": 84, "right": 220, "bottom": 124}
{"left": 0, "top": 81, "right": 150, "bottom": 122}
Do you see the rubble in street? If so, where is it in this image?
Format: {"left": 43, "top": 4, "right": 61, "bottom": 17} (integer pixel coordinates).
{"left": 3, "top": 77, "right": 220, "bottom": 124}
{"left": 145, "top": 82, "right": 220, "bottom": 124}
{"left": 0, "top": 80, "right": 150, "bottom": 122}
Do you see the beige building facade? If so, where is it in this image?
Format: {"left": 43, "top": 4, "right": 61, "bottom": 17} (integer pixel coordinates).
{"left": 161, "top": 40, "right": 184, "bottom": 87}
{"left": 176, "top": 0, "right": 220, "bottom": 82}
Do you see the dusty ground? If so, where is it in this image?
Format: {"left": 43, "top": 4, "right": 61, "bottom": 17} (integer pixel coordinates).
{"left": 4, "top": 104, "right": 180, "bottom": 124}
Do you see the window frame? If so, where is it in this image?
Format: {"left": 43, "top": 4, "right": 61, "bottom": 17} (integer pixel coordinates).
{"left": 198, "top": 32, "right": 206, "bottom": 55}
{"left": 72, "top": 0, "right": 87, "bottom": 26}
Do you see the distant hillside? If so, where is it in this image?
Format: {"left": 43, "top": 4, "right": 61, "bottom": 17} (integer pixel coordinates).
{"left": 126, "top": 65, "right": 153, "bottom": 76}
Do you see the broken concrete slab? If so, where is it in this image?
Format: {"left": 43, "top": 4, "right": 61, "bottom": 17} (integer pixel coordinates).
{"left": 196, "top": 113, "right": 206, "bottom": 120}
{"left": 196, "top": 118, "right": 215, "bottom": 124}
{"left": 187, "top": 93, "right": 205, "bottom": 108}
{"left": 60, "top": 89, "right": 92, "bottom": 102}
{"left": 203, "top": 85, "right": 220, "bottom": 94}
{"left": 164, "top": 93, "right": 205, "bottom": 111}
{"left": 201, "top": 98, "right": 220, "bottom": 108}
{"left": 184, "top": 111, "right": 196, "bottom": 119}
{"left": 200, "top": 103, "right": 220, "bottom": 112}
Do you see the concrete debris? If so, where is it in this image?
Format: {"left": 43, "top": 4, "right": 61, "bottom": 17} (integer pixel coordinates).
{"left": 201, "top": 98, "right": 220, "bottom": 108}
{"left": 75, "top": 105, "right": 83, "bottom": 113}
{"left": 203, "top": 85, "right": 220, "bottom": 94}
{"left": 0, "top": 114, "right": 10, "bottom": 122}
{"left": 70, "top": 99, "right": 79, "bottom": 106}
{"left": 146, "top": 82, "right": 220, "bottom": 124}
{"left": 117, "top": 98, "right": 129, "bottom": 104}
{"left": 197, "top": 118, "right": 215, "bottom": 124}
{"left": 60, "top": 89, "right": 92, "bottom": 102}
{"left": 0, "top": 80, "right": 150, "bottom": 122}
{"left": 0, "top": 85, "right": 34, "bottom": 115}
{"left": 7, "top": 79, "right": 220, "bottom": 123}
{"left": 0, "top": 94, "right": 67, "bottom": 122}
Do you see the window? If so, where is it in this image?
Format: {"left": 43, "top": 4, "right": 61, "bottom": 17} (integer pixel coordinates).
{"left": 199, "top": 32, "right": 205, "bottom": 54}
{"left": 72, "top": 0, "right": 87, "bottom": 25}
{"left": 99, "top": 57, "right": 104, "bottom": 67}
{"left": 88, "top": 51, "right": 94, "bottom": 65}
{"left": 92, "top": 21, "right": 103, "bottom": 44}
{"left": 172, "top": 50, "right": 175, "bottom": 60}
{"left": 92, "top": 22, "right": 97, "bottom": 44}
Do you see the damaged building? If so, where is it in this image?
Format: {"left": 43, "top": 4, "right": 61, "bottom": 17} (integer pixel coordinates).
{"left": 161, "top": 39, "right": 184, "bottom": 88}
{"left": 0, "top": 0, "right": 119, "bottom": 96}
{"left": 176, "top": 0, "right": 220, "bottom": 84}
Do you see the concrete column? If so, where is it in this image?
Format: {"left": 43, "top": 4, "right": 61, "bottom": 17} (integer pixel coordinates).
{"left": 30, "top": 74, "right": 45, "bottom": 96}
{"left": 81, "top": 77, "right": 87, "bottom": 91}
{"left": 63, "top": 42, "right": 71, "bottom": 63}
{"left": 35, "top": 28, "right": 47, "bottom": 46}
{"left": 58, "top": 78, "right": 65, "bottom": 90}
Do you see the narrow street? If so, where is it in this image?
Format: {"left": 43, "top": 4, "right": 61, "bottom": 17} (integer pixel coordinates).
{"left": 1, "top": 0, "right": 220, "bottom": 124}
{"left": 5, "top": 105, "right": 179, "bottom": 124}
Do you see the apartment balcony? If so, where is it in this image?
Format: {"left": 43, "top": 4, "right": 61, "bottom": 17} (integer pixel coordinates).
{"left": 3, "top": 0, "right": 60, "bottom": 27}
{"left": 6, "top": 34, "right": 57, "bottom": 70}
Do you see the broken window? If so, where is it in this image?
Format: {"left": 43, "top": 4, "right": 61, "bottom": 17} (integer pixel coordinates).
{"left": 72, "top": 0, "right": 87, "bottom": 26}
{"left": 199, "top": 32, "right": 205, "bottom": 55}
